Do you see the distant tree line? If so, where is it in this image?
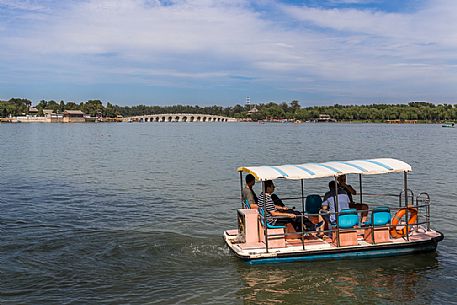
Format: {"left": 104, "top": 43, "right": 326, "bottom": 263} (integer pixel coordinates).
{"left": 1, "top": 98, "right": 457, "bottom": 122}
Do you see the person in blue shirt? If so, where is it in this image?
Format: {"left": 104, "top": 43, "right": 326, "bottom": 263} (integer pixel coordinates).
{"left": 338, "top": 175, "right": 369, "bottom": 223}
{"left": 322, "top": 181, "right": 351, "bottom": 224}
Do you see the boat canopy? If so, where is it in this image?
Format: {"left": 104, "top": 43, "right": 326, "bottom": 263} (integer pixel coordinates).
{"left": 237, "top": 158, "right": 411, "bottom": 181}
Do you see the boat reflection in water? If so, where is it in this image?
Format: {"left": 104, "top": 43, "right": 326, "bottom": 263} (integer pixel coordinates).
{"left": 237, "top": 253, "right": 439, "bottom": 304}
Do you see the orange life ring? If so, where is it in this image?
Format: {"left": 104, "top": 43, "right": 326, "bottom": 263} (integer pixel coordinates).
{"left": 390, "top": 207, "right": 418, "bottom": 238}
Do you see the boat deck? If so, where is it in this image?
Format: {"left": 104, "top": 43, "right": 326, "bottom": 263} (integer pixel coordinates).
{"left": 224, "top": 227, "right": 442, "bottom": 260}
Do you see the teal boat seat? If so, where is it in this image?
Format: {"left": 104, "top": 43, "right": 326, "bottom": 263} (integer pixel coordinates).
{"left": 244, "top": 198, "right": 250, "bottom": 209}
{"left": 305, "top": 194, "right": 322, "bottom": 215}
{"left": 364, "top": 207, "right": 391, "bottom": 226}
{"left": 258, "top": 207, "right": 285, "bottom": 229}
{"left": 335, "top": 208, "right": 359, "bottom": 229}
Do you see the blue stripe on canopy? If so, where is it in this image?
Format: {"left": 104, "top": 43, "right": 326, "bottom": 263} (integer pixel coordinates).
{"left": 313, "top": 163, "right": 341, "bottom": 173}
{"left": 270, "top": 166, "right": 289, "bottom": 177}
{"left": 293, "top": 165, "right": 316, "bottom": 176}
{"left": 237, "top": 158, "right": 411, "bottom": 181}
{"left": 365, "top": 160, "right": 393, "bottom": 170}
{"left": 337, "top": 161, "right": 368, "bottom": 172}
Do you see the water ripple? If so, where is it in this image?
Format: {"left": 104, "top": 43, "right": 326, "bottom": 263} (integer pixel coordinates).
{"left": 0, "top": 123, "right": 456, "bottom": 304}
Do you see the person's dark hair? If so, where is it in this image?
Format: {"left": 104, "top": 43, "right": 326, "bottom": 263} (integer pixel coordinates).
{"left": 245, "top": 174, "right": 255, "bottom": 184}
{"left": 264, "top": 180, "right": 274, "bottom": 190}
{"left": 328, "top": 180, "right": 337, "bottom": 190}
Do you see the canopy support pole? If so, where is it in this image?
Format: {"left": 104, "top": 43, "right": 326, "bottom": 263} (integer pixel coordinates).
{"left": 301, "top": 179, "right": 305, "bottom": 250}
{"left": 239, "top": 172, "right": 244, "bottom": 208}
{"left": 404, "top": 171, "right": 408, "bottom": 207}
{"left": 262, "top": 181, "right": 269, "bottom": 252}
{"left": 404, "top": 171, "right": 410, "bottom": 241}
{"left": 334, "top": 176, "right": 340, "bottom": 247}
{"left": 359, "top": 174, "right": 363, "bottom": 205}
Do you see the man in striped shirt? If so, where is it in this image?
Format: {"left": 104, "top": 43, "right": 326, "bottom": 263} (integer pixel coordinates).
{"left": 258, "top": 180, "right": 301, "bottom": 231}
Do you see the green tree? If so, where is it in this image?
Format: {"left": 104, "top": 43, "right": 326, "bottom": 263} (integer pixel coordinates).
{"left": 290, "top": 100, "right": 301, "bottom": 112}
{"left": 46, "top": 101, "right": 60, "bottom": 113}
{"left": 65, "top": 102, "right": 79, "bottom": 110}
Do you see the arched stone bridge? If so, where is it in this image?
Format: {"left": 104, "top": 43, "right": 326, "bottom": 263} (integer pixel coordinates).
{"left": 125, "top": 113, "right": 234, "bottom": 123}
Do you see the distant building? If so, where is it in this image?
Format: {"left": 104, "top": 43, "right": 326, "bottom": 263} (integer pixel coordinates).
{"left": 43, "top": 109, "right": 54, "bottom": 117}
{"left": 386, "top": 119, "right": 417, "bottom": 124}
{"left": 248, "top": 106, "right": 258, "bottom": 114}
{"left": 310, "top": 114, "right": 336, "bottom": 123}
{"left": 28, "top": 107, "right": 39, "bottom": 116}
{"left": 246, "top": 97, "right": 259, "bottom": 116}
{"left": 63, "top": 110, "right": 85, "bottom": 123}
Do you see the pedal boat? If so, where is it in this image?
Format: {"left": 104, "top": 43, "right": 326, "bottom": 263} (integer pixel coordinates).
{"left": 224, "top": 158, "right": 444, "bottom": 265}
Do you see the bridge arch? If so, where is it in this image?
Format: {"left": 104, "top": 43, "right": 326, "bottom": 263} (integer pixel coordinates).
{"left": 128, "top": 113, "right": 231, "bottom": 123}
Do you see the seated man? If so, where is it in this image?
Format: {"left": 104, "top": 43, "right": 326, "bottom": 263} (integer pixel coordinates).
{"left": 322, "top": 181, "right": 351, "bottom": 225}
{"left": 271, "top": 192, "right": 318, "bottom": 230}
{"left": 323, "top": 180, "right": 347, "bottom": 201}
{"left": 242, "top": 174, "right": 258, "bottom": 209}
{"left": 258, "top": 180, "right": 302, "bottom": 233}
{"left": 271, "top": 193, "right": 295, "bottom": 212}
{"left": 337, "top": 175, "right": 369, "bottom": 223}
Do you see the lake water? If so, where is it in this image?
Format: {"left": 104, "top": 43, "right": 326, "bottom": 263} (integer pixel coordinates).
{"left": 0, "top": 122, "right": 456, "bottom": 304}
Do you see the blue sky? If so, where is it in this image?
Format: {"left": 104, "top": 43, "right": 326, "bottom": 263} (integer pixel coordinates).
{"left": 1, "top": 0, "right": 456, "bottom": 106}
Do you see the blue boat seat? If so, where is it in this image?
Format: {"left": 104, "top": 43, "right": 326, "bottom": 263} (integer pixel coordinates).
{"left": 331, "top": 209, "right": 359, "bottom": 247}
{"left": 305, "top": 194, "right": 322, "bottom": 215}
{"left": 364, "top": 207, "right": 391, "bottom": 226}
{"left": 335, "top": 208, "right": 359, "bottom": 229}
{"left": 243, "top": 198, "right": 250, "bottom": 209}
{"left": 258, "top": 207, "right": 285, "bottom": 229}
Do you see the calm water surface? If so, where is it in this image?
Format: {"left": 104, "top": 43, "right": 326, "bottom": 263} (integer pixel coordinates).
{"left": 0, "top": 123, "right": 456, "bottom": 304}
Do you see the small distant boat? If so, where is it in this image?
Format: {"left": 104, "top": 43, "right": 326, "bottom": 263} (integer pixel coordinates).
{"left": 442, "top": 122, "right": 455, "bottom": 128}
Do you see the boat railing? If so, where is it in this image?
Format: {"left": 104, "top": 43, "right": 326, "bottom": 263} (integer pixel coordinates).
{"left": 260, "top": 191, "right": 432, "bottom": 252}
{"left": 399, "top": 188, "right": 415, "bottom": 207}
{"left": 276, "top": 192, "right": 403, "bottom": 207}
{"left": 416, "top": 192, "right": 431, "bottom": 231}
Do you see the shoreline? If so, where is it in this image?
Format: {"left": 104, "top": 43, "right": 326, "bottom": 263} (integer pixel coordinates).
{"left": 0, "top": 117, "right": 452, "bottom": 125}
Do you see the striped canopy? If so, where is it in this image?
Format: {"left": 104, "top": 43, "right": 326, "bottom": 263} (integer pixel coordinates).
{"left": 237, "top": 158, "right": 411, "bottom": 181}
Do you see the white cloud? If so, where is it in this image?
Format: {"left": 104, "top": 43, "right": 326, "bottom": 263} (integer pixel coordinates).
{"left": 1, "top": 0, "right": 457, "bottom": 104}
{"left": 0, "top": 0, "right": 46, "bottom": 11}
{"left": 282, "top": 0, "right": 457, "bottom": 47}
